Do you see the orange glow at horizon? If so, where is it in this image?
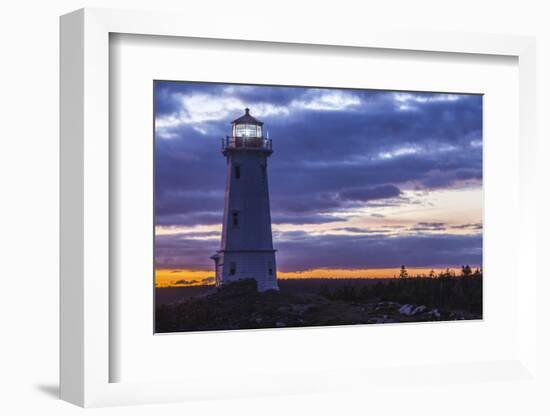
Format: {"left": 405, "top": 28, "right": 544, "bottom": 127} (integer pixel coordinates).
{"left": 155, "top": 269, "right": 215, "bottom": 287}
{"left": 155, "top": 266, "right": 474, "bottom": 287}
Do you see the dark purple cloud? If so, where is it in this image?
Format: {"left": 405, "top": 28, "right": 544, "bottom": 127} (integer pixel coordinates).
{"left": 450, "top": 223, "right": 483, "bottom": 230}
{"left": 410, "top": 222, "right": 448, "bottom": 232}
{"left": 271, "top": 213, "right": 347, "bottom": 225}
{"left": 339, "top": 185, "right": 401, "bottom": 201}
{"left": 155, "top": 234, "right": 219, "bottom": 270}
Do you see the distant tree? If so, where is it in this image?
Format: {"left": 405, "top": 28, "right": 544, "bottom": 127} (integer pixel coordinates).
{"left": 399, "top": 265, "right": 408, "bottom": 279}
{"left": 473, "top": 268, "right": 482, "bottom": 278}
{"left": 461, "top": 264, "right": 472, "bottom": 277}
{"left": 429, "top": 269, "right": 436, "bottom": 279}
{"left": 440, "top": 268, "right": 452, "bottom": 278}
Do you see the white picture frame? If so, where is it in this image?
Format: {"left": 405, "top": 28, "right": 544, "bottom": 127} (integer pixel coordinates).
{"left": 60, "top": 7, "right": 538, "bottom": 408}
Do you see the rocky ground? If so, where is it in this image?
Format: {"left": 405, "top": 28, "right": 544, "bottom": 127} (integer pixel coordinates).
{"left": 155, "top": 279, "right": 481, "bottom": 333}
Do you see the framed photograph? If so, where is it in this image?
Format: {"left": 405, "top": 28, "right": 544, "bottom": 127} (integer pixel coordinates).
{"left": 60, "top": 8, "right": 539, "bottom": 408}
{"left": 153, "top": 81, "right": 484, "bottom": 334}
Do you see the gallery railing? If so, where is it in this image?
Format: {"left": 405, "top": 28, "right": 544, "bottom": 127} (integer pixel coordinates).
{"left": 221, "top": 136, "right": 272, "bottom": 151}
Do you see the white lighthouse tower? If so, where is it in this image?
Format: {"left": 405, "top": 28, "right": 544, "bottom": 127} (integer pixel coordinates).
{"left": 211, "top": 108, "right": 279, "bottom": 292}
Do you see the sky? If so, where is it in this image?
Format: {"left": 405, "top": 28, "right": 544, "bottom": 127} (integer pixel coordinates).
{"left": 154, "top": 81, "right": 483, "bottom": 286}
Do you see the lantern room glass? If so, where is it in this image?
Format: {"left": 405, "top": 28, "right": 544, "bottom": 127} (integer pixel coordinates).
{"left": 234, "top": 124, "right": 262, "bottom": 138}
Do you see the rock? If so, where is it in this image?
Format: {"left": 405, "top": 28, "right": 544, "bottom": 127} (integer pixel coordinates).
{"left": 414, "top": 305, "right": 427, "bottom": 314}
{"left": 290, "top": 304, "right": 310, "bottom": 314}
{"left": 399, "top": 304, "right": 427, "bottom": 316}
{"left": 398, "top": 304, "right": 414, "bottom": 315}
{"left": 217, "top": 279, "right": 258, "bottom": 297}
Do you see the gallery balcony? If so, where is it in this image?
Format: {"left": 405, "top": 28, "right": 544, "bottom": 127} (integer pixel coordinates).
{"left": 221, "top": 136, "right": 273, "bottom": 153}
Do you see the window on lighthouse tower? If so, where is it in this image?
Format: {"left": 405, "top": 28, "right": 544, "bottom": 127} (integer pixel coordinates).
{"left": 232, "top": 210, "right": 240, "bottom": 227}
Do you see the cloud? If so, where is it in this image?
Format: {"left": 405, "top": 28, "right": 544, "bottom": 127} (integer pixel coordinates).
{"left": 377, "top": 146, "right": 419, "bottom": 160}
{"left": 291, "top": 89, "right": 361, "bottom": 111}
{"left": 155, "top": 88, "right": 363, "bottom": 138}
{"left": 450, "top": 223, "right": 483, "bottom": 230}
{"left": 410, "top": 222, "right": 447, "bottom": 232}
{"left": 393, "top": 92, "right": 462, "bottom": 111}
{"left": 155, "top": 234, "right": 219, "bottom": 270}
{"left": 156, "top": 96, "right": 288, "bottom": 139}
{"left": 339, "top": 185, "right": 401, "bottom": 201}
{"left": 334, "top": 227, "right": 390, "bottom": 234}
{"left": 174, "top": 279, "right": 200, "bottom": 285}
{"left": 271, "top": 213, "right": 347, "bottom": 225}
{"left": 394, "top": 92, "right": 462, "bottom": 104}
{"left": 156, "top": 212, "right": 223, "bottom": 227}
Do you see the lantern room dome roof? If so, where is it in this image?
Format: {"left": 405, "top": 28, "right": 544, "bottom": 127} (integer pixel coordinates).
{"left": 231, "top": 108, "right": 263, "bottom": 126}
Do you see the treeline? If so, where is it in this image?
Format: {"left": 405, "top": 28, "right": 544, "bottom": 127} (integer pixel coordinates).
{"left": 397, "top": 265, "right": 482, "bottom": 279}
{"left": 319, "top": 265, "right": 482, "bottom": 314}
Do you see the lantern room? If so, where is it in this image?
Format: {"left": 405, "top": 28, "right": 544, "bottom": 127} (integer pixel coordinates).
{"left": 222, "top": 108, "right": 272, "bottom": 152}
{"left": 232, "top": 108, "right": 263, "bottom": 138}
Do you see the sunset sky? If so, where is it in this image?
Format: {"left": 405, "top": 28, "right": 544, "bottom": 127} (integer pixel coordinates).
{"left": 154, "top": 82, "right": 482, "bottom": 287}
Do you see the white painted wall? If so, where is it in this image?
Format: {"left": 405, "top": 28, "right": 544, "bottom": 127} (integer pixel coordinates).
{"left": 1, "top": 1, "right": 549, "bottom": 415}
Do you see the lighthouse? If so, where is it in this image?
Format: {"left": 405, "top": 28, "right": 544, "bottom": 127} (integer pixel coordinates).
{"left": 211, "top": 108, "right": 279, "bottom": 292}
